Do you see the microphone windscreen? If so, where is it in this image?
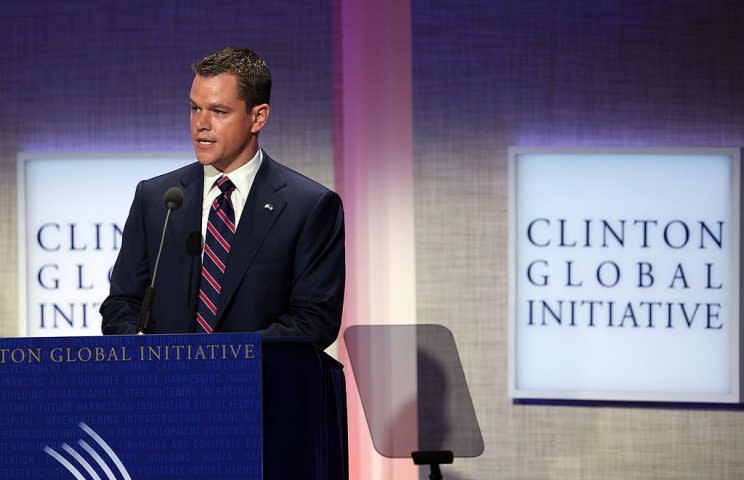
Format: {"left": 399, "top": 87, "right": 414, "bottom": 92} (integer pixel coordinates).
{"left": 164, "top": 187, "right": 184, "bottom": 211}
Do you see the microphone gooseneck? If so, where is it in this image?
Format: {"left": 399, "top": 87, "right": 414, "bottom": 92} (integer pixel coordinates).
{"left": 137, "top": 187, "right": 184, "bottom": 333}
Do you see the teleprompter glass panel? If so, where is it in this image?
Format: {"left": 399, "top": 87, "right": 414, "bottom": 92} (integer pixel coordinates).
{"left": 345, "top": 324, "right": 484, "bottom": 458}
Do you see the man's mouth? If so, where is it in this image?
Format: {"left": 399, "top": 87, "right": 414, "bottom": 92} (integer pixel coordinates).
{"left": 195, "top": 139, "right": 216, "bottom": 145}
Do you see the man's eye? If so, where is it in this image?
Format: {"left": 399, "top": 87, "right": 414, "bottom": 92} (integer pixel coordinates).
{"left": 214, "top": 110, "right": 226, "bottom": 115}
{"left": 190, "top": 106, "right": 199, "bottom": 113}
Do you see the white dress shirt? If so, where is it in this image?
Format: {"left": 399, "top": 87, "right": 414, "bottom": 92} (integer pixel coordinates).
{"left": 201, "top": 149, "right": 263, "bottom": 252}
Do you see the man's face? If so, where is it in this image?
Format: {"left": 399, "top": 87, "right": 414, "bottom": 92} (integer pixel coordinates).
{"left": 189, "top": 73, "right": 257, "bottom": 173}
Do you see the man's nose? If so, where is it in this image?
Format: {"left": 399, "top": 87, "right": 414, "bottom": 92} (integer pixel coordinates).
{"left": 194, "top": 111, "right": 210, "bottom": 131}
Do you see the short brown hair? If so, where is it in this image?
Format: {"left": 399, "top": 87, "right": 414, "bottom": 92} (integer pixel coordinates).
{"left": 192, "top": 47, "right": 271, "bottom": 110}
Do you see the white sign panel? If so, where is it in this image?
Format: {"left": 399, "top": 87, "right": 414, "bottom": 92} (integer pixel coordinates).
{"left": 508, "top": 148, "right": 741, "bottom": 402}
{"left": 19, "top": 154, "right": 193, "bottom": 337}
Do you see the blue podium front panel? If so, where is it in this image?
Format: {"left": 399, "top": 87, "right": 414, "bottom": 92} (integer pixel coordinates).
{"left": 0, "top": 333, "right": 262, "bottom": 479}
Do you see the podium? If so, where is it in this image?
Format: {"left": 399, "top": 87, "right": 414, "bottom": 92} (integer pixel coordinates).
{"left": 0, "top": 333, "right": 348, "bottom": 480}
{"left": 263, "top": 337, "right": 349, "bottom": 479}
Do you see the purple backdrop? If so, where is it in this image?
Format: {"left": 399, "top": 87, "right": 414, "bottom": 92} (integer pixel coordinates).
{"left": 1, "top": 0, "right": 334, "bottom": 185}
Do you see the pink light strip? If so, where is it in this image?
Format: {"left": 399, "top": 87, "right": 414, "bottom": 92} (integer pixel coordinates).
{"left": 333, "top": 0, "right": 418, "bottom": 479}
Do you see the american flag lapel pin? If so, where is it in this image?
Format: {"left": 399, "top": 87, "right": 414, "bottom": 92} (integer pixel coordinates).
{"left": 264, "top": 203, "right": 274, "bottom": 213}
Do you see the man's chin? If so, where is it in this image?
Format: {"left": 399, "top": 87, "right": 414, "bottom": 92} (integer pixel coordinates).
{"left": 196, "top": 155, "right": 233, "bottom": 173}
{"left": 195, "top": 154, "right": 216, "bottom": 166}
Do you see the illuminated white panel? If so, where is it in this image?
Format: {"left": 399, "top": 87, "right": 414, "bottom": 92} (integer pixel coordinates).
{"left": 508, "top": 148, "right": 741, "bottom": 403}
{"left": 18, "top": 153, "right": 193, "bottom": 337}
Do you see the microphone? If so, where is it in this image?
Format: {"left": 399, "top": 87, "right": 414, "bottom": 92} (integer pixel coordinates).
{"left": 164, "top": 187, "right": 183, "bottom": 210}
{"left": 137, "top": 187, "right": 184, "bottom": 333}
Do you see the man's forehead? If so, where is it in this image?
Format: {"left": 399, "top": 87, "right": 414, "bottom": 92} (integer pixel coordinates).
{"left": 190, "top": 73, "right": 242, "bottom": 103}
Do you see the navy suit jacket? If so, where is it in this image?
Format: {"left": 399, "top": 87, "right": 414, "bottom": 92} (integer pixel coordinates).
{"left": 100, "top": 153, "right": 345, "bottom": 349}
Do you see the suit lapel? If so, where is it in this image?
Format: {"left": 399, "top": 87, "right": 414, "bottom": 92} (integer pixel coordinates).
{"left": 214, "top": 155, "right": 287, "bottom": 325}
{"left": 172, "top": 163, "right": 204, "bottom": 330}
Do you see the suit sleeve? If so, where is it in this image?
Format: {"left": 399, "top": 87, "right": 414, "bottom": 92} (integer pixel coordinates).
{"left": 99, "top": 181, "right": 150, "bottom": 334}
{"left": 258, "top": 190, "right": 345, "bottom": 349}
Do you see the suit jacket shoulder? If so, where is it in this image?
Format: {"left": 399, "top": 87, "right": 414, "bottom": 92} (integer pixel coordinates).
{"left": 260, "top": 154, "right": 338, "bottom": 199}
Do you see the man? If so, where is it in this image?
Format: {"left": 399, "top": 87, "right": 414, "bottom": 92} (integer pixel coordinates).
{"left": 100, "top": 47, "right": 344, "bottom": 349}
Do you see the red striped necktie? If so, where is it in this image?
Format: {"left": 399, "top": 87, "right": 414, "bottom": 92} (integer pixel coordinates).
{"left": 196, "top": 175, "right": 237, "bottom": 333}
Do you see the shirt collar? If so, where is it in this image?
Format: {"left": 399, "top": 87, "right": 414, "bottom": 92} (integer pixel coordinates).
{"left": 203, "top": 148, "right": 263, "bottom": 196}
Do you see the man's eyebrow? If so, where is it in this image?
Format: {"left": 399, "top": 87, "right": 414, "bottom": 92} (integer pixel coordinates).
{"left": 188, "top": 98, "right": 233, "bottom": 110}
{"left": 208, "top": 103, "right": 233, "bottom": 110}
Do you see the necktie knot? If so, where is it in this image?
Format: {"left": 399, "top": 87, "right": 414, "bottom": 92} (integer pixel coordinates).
{"left": 215, "top": 175, "right": 236, "bottom": 195}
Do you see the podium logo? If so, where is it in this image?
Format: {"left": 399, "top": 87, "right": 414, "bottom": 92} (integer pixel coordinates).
{"left": 44, "top": 421, "right": 132, "bottom": 480}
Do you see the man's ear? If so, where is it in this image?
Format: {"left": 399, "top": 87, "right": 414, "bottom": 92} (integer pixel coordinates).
{"left": 251, "top": 104, "right": 270, "bottom": 134}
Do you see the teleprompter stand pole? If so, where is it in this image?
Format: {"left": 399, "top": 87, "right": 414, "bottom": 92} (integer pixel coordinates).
{"left": 412, "top": 450, "right": 454, "bottom": 480}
